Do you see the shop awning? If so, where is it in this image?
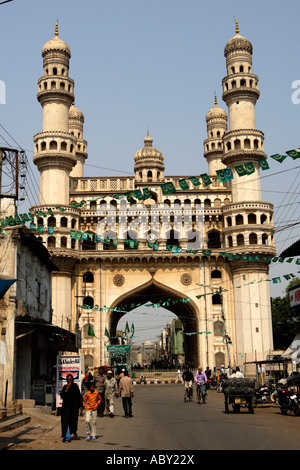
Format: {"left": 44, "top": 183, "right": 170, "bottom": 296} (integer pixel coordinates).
{"left": 0, "top": 277, "right": 17, "bottom": 299}
{"left": 15, "top": 318, "right": 79, "bottom": 352}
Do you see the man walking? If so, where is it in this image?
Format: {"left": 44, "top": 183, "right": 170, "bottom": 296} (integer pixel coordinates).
{"left": 94, "top": 366, "right": 106, "bottom": 417}
{"left": 104, "top": 370, "right": 118, "bottom": 418}
{"left": 119, "top": 370, "right": 134, "bottom": 418}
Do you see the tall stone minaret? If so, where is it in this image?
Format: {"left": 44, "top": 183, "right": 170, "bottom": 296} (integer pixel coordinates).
{"left": 33, "top": 22, "right": 77, "bottom": 205}
{"left": 204, "top": 93, "right": 228, "bottom": 175}
{"left": 222, "top": 19, "right": 264, "bottom": 203}
{"left": 221, "top": 21, "right": 276, "bottom": 364}
{"left": 32, "top": 24, "right": 80, "bottom": 333}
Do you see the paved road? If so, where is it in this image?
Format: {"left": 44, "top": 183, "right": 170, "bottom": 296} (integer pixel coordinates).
{"left": 3, "top": 384, "right": 300, "bottom": 452}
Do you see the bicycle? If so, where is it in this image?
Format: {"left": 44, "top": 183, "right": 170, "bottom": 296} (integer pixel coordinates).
{"left": 184, "top": 383, "right": 193, "bottom": 402}
{"left": 197, "top": 384, "right": 207, "bottom": 404}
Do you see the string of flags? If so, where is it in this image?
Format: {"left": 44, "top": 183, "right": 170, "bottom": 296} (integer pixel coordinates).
{"left": 78, "top": 269, "right": 300, "bottom": 315}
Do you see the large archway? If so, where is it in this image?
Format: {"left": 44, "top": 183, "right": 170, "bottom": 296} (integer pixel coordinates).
{"left": 108, "top": 278, "right": 200, "bottom": 366}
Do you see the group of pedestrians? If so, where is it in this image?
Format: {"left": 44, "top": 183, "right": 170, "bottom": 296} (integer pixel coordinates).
{"left": 59, "top": 367, "right": 134, "bottom": 443}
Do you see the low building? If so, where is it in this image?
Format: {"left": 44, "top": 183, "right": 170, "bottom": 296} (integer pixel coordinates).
{"left": 0, "top": 204, "right": 78, "bottom": 406}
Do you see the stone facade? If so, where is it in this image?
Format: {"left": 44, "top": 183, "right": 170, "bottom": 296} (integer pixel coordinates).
{"left": 31, "top": 22, "right": 276, "bottom": 372}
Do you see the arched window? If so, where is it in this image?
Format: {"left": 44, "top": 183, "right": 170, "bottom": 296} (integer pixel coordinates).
{"left": 49, "top": 140, "right": 57, "bottom": 150}
{"left": 236, "top": 214, "right": 244, "bottom": 225}
{"left": 211, "top": 270, "right": 222, "bottom": 279}
{"left": 47, "top": 236, "right": 56, "bottom": 248}
{"left": 249, "top": 233, "right": 257, "bottom": 244}
{"left": 83, "top": 272, "right": 94, "bottom": 283}
{"left": 166, "top": 229, "right": 180, "bottom": 247}
{"left": 214, "top": 320, "right": 224, "bottom": 336}
{"left": 48, "top": 217, "right": 56, "bottom": 227}
{"left": 60, "top": 236, "right": 67, "bottom": 248}
{"left": 248, "top": 213, "right": 256, "bottom": 224}
{"left": 212, "top": 293, "right": 222, "bottom": 305}
{"left": 83, "top": 296, "right": 94, "bottom": 307}
{"left": 61, "top": 217, "right": 68, "bottom": 227}
{"left": 208, "top": 231, "right": 221, "bottom": 249}
{"left": 237, "top": 234, "right": 244, "bottom": 246}
{"left": 262, "top": 233, "right": 268, "bottom": 245}
{"left": 82, "top": 232, "right": 96, "bottom": 250}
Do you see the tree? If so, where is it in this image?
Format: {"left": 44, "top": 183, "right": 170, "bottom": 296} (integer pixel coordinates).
{"left": 271, "top": 277, "right": 300, "bottom": 350}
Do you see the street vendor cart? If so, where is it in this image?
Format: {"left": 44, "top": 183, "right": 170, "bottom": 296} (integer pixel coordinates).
{"left": 223, "top": 378, "right": 255, "bottom": 414}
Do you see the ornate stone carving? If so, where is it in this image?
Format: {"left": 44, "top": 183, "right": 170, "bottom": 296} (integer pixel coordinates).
{"left": 113, "top": 274, "right": 125, "bottom": 286}
{"left": 181, "top": 273, "right": 192, "bottom": 286}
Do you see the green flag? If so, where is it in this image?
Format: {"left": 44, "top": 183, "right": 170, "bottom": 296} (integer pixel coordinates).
{"left": 244, "top": 162, "right": 255, "bottom": 174}
{"left": 272, "top": 277, "right": 281, "bottom": 284}
{"left": 178, "top": 179, "right": 189, "bottom": 190}
{"left": 216, "top": 169, "right": 226, "bottom": 183}
{"left": 200, "top": 174, "right": 212, "bottom": 186}
{"left": 189, "top": 176, "right": 201, "bottom": 186}
{"left": 133, "top": 189, "right": 144, "bottom": 200}
{"left": 161, "top": 182, "right": 176, "bottom": 195}
{"left": 258, "top": 158, "right": 270, "bottom": 170}
{"left": 37, "top": 225, "right": 44, "bottom": 233}
{"left": 270, "top": 154, "right": 287, "bottom": 163}
{"left": 224, "top": 168, "right": 234, "bottom": 180}
{"left": 48, "top": 226, "right": 54, "bottom": 235}
{"left": 143, "top": 188, "right": 152, "bottom": 199}
{"left": 88, "top": 324, "right": 95, "bottom": 337}
{"left": 286, "top": 149, "right": 300, "bottom": 160}
{"left": 234, "top": 164, "right": 247, "bottom": 176}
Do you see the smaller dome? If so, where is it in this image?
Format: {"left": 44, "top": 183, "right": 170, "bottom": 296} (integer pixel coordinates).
{"left": 42, "top": 22, "right": 71, "bottom": 57}
{"left": 69, "top": 104, "right": 84, "bottom": 120}
{"left": 134, "top": 132, "right": 164, "bottom": 162}
{"left": 224, "top": 20, "right": 253, "bottom": 57}
{"left": 206, "top": 94, "right": 227, "bottom": 122}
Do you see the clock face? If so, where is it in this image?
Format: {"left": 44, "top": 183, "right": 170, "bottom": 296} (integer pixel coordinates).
{"left": 147, "top": 234, "right": 157, "bottom": 243}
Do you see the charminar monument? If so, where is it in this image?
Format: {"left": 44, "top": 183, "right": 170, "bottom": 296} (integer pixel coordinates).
{"left": 31, "top": 21, "right": 276, "bottom": 370}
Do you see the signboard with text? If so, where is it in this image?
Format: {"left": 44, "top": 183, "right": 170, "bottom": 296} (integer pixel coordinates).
{"left": 56, "top": 355, "right": 81, "bottom": 407}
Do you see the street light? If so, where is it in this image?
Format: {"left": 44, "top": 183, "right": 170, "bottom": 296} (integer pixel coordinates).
{"left": 196, "top": 283, "right": 232, "bottom": 372}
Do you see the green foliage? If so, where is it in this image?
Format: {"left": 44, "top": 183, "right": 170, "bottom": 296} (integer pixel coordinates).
{"left": 271, "top": 278, "right": 300, "bottom": 350}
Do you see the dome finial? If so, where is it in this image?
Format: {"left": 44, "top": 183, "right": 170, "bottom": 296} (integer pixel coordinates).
{"left": 214, "top": 91, "right": 218, "bottom": 106}
{"left": 55, "top": 19, "right": 59, "bottom": 37}
{"left": 235, "top": 18, "right": 239, "bottom": 35}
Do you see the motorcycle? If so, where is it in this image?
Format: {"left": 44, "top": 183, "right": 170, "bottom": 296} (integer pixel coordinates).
{"left": 274, "top": 384, "right": 299, "bottom": 416}
{"left": 254, "top": 384, "right": 275, "bottom": 406}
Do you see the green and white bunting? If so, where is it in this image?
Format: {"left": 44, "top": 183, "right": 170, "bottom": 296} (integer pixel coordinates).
{"left": 200, "top": 173, "right": 212, "bottom": 186}
{"left": 234, "top": 164, "right": 247, "bottom": 177}
{"left": 286, "top": 149, "right": 300, "bottom": 160}
{"left": 258, "top": 158, "right": 270, "bottom": 170}
{"left": 270, "top": 154, "right": 288, "bottom": 163}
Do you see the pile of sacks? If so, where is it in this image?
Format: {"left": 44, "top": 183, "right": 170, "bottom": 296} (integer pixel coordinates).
{"left": 222, "top": 378, "right": 255, "bottom": 396}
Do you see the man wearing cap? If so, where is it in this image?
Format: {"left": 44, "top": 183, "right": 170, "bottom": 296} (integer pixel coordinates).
{"left": 104, "top": 370, "right": 118, "bottom": 418}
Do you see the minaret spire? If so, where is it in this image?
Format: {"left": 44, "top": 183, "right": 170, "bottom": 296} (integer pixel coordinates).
{"left": 235, "top": 18, "right": 239, "bottom": 34}
{"left": 55, "top": 19, "right": 59, "bottom": 37}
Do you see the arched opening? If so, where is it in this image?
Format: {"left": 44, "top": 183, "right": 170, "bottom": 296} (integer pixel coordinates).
{"left": 82, "top": 232, "right": 96, "bottom": 250}
{"left": 207, "top": 231, "right": 221, "bottom": 249}
{"left": 108, "top": 279, "right": 199, "bottom": 367}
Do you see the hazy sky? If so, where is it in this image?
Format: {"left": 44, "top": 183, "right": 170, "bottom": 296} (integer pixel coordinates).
{"left": 1, "top": 0, "right": 300, "bottom": 342}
